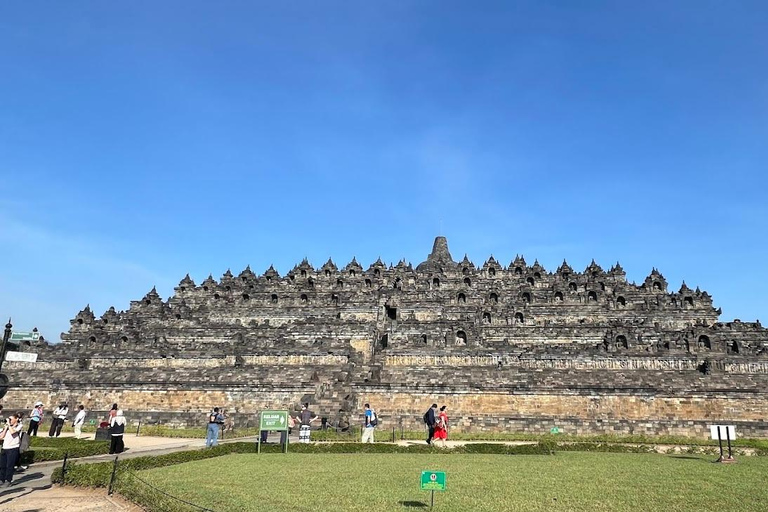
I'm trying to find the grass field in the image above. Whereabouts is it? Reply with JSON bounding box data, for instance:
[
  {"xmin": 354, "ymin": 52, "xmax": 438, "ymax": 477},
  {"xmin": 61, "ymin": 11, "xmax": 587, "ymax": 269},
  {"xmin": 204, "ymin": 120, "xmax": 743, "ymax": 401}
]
[{"xmin": 137, "ymin": 451, "xmax": 768, "ymax": 512}]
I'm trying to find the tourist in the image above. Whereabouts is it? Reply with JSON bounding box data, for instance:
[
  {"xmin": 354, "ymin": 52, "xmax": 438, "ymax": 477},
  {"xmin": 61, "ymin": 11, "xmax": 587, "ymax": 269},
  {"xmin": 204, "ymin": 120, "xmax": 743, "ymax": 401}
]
[
  {"xmin": 206, "ymin": 407, "xmax": 223, "ymax": 448},
  {"xmin": 335, "ymin": 408, "xmax": 350, "ymax": 433},
  {"xmin": 73, "ymin": 405, "xmax": 87, "ymax": 439},
  {"xmin": 107, "ymin": 403, "xmax": 118, "ymax": 423},
  {"xmin": 361, "ymin": 403, "xmax": 376, "ymax": 443},
  {"xmin": 109, "ymin": 409, "xmax": 126, "ymax": 454},
  {"xmin": 433, "ymin": 405, "xmax": 449, "ymax": 448},
  {"xmin": 13, "ymin": 412, "xmax": 29, "ymax": 473},
  {"xmin": 27, "ymin": 402, "xmax": 43, "ymax": 436},
  {"xmin": 0, "ymin": 412, "xmax": 25, "ymax": 486},
  {"xmin": 222, "ymin": 410, "xmax": 234, "ymax": 433},
  {"xmin": 298, "ymin": 403, "xmax": 319, "ymax": 443},
  {"xmin": 48, "ymin": 402, "xmax": 68, "ymax": 437},
  {"xmin": 424, "ymin": 403, "xmax": 438, "ymax": 445}
]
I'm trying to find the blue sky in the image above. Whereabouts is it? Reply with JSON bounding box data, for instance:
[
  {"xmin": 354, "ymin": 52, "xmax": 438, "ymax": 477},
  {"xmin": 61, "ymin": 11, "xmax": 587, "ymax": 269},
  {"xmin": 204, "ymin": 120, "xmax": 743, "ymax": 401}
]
[{"xmin": 1, "ymin": 2, "xmax": 767, "ymax": 341}]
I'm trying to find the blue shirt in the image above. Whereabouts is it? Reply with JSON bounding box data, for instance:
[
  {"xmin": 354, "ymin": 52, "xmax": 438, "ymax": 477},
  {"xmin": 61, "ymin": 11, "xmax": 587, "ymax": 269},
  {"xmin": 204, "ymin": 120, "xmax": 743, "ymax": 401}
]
[{"xmin": 364, "ymin": 409, "xmax": 374, "ymax": 427}]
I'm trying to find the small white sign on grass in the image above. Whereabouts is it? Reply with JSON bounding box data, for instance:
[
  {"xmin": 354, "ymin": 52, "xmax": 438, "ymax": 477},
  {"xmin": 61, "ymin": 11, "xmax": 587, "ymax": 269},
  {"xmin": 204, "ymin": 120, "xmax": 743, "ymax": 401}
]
[{"xmin": 710, "ymin": 425, "xmax": 736, "ymax": 440}]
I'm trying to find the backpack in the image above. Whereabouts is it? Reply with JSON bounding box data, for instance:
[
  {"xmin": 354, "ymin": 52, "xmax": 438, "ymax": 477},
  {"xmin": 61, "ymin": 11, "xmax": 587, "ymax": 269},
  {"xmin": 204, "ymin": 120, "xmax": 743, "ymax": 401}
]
[
  {"xmin": 423, "ymin": 411, "xmax": 430, "ymax": 424},
  {"xmin": 370, "ymin": 411, "xmax": 378, "ymax": 427},
  {"xmin": 19, "ymin": 432, "xmax": 30, "ymax": 453}
]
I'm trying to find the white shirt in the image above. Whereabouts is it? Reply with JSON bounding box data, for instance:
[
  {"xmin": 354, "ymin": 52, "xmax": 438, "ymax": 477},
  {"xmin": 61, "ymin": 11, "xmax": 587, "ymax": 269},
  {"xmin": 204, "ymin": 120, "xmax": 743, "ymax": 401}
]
[
  {"xmin": 53, "ymin": 407, "xmax": 68, "ymax": 419},
  {"xmin": 74, "ymin": 410, "xmax": 87, "ymax": 426},
  {"xmin": 2, "ymin": 421, "xmax": 23, "ymax": 449}
]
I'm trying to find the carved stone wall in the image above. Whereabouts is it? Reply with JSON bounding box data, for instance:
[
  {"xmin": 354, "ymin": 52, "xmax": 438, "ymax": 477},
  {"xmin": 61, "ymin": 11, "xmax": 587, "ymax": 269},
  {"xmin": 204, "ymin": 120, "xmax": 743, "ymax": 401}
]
[{"xmin": 4, "ymin": 237, "xmax": 768, "ymax": 436}]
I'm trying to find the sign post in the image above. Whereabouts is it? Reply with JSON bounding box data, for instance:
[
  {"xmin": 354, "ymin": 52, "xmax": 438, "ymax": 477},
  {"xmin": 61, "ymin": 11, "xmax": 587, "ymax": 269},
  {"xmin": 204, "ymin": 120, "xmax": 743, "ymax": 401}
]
[
  {"xmin": 258, "ymin": 410, "xmax": 289, "ymax": 454},
  {"xmin": 420, "ymin": 470, "xmax": 446, "ymax": 508},
  {"xmin": 9, "ymin": 331, "xmax": 40, "ymax": 342},
  {"xmin": 710, "ymin": 425, "xmax": 737, "ymax": 463}
]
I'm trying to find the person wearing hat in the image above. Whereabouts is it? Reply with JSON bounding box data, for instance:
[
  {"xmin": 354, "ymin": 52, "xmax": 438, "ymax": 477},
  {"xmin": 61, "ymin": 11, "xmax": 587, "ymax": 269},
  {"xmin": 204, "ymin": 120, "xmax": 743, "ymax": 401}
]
[
  {"xmin": 28, "ymin": 402, "xmax": 44, "ymax": 437},
  {"xmin": 49, "ymin": 403, "xmax": 68, "ymax": 437}
]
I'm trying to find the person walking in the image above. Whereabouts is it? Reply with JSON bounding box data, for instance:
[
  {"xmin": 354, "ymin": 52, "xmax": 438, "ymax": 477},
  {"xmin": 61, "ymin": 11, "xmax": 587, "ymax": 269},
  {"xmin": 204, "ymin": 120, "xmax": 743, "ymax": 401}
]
[
  {"xmin": 433, "ymin": 405, "xmax": 449, "ymax": 448},
  {"xmin": 0, "ymin": 412, "xmax": 25, "ymax": 487},
  {"xmin": 109, "ymin": 409, "xmax": 126, "ymax": 454},
  {"xmin": 73, "ymin": 405, "xmax": 87, "ymax": 439},
  {"xmin": 298, "ymin": 403, "xmax": 319, "ymax": 443},
  {"xmin": 205, "ymin": 408, "xmax": 223, "ymax": 448},
  {"xmin": 49, "ymin": 403, "xmax": 68, "ymax": 437},
  {"xmin": 27, "ymin": 402, "xmax": 44, "ymax": 436},
  {"xmin": 361, "ymin": 403, "xmax": 377, "ymax": 443},
  {"xmin": 424, "ymin": 403, "xmax": 438, "ymax": 445}
]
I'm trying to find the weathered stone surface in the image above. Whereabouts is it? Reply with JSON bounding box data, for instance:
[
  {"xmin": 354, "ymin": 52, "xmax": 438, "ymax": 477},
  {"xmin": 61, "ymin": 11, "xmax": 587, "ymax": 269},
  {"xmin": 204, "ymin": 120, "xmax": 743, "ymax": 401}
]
[{"xmin": 5, "ymin": 237, "xmax": 768, "ymax": 436}]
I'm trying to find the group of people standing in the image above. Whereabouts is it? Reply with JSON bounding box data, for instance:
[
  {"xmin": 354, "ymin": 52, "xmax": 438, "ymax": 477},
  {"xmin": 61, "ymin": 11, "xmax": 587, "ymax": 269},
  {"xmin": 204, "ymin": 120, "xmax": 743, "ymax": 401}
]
[
  {"xmin": 25, "ymin": 402, "xmax": 88, "ymax": 439},
  {"xmin": 202, "ymin": 402, "xmax": 449, "ymax": 447},
  {"xmin": 11, "ymin": 400, "xmax": 126, "ymax": 455}
]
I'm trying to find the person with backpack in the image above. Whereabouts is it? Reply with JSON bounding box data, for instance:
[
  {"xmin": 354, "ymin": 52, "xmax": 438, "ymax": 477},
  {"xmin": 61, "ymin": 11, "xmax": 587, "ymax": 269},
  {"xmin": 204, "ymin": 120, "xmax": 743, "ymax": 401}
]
[
  {"xmin": 27, "ymin": 402, "xmax": 44, "ymax": 436},
  {"xmin": 0, "ymin": 412, "xmax": 25, "ymax": 486},
  {"xmin": 206, "ymin": 407, "xmax": 224, "ymax": 448},
  {"xmin": 424, "ymin": 403, "xmax": 438, "ymax": 445},
  {"xmin": 362, "ymin": 403, "xmax": 377, "ymax": 443}
]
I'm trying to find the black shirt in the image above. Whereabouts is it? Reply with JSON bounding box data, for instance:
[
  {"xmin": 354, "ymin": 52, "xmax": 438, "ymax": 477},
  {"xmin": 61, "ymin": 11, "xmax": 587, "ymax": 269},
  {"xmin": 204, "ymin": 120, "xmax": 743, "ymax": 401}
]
[{"xmin": 426, "ymin": 408, "xmax": 437, "ymax": 427}]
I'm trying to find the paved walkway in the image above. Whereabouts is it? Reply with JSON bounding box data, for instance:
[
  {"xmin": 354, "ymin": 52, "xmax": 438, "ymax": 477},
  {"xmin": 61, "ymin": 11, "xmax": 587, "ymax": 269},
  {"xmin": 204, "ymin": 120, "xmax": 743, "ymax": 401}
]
[{"xmin": 0, "ymin": 432, "xmax": 217, "ymax": 511}]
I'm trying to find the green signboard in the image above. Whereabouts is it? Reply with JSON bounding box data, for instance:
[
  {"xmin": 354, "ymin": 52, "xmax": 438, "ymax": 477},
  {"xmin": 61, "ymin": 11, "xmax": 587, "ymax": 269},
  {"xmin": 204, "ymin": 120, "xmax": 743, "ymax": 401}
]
[
  {"xmin": 550, "ymin": 427, "xmax": 561, "ymax": 434},
  {"xmin": 10, "ymin": 332, "xmax": 39, "ymax": 342},
  {"xmin": 420, "ymin": 471, "xmax": 447, "ymax": 491},
  {"xmin": 260, "ymin": 410, "xmax": 289, "ymax": 431}
]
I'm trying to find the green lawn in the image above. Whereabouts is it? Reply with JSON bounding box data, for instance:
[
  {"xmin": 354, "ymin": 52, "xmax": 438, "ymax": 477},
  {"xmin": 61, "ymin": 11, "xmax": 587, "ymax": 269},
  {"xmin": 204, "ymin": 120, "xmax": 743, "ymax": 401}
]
[{"xmin": 137, "ymin": 451, "xmax": 768, "ymax": 512}]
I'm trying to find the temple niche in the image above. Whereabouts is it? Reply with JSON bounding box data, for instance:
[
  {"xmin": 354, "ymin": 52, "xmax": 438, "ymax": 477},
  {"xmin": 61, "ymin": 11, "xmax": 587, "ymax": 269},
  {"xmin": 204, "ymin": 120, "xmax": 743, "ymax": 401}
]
[{"xmin": 4, "ymin": 236, "xmax": 768, "ymax": 436}]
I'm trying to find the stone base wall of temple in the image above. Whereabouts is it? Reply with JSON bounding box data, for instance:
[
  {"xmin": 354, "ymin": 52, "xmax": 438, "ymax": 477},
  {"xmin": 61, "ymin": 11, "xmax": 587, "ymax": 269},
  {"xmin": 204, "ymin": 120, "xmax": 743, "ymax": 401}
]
[
  {"xmin": 4, "ymin": 382, "xmax": 767, "ymax": 437},
  {"xmin": 355, "ymin": 389, "xmax": 768, "ymax": 436}
]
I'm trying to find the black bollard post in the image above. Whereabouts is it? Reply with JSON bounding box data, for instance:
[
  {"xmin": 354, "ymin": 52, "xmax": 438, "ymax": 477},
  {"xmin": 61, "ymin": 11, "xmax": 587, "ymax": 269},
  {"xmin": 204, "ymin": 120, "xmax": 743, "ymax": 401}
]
[
  {"xmin": 136, "ymin": 420, "xmax": 141, "ymax": 437},
  {"xmin": 61, "ymin": 452, "xmax": 69, "ymax": 483},
  {"xmin": 392, "ymin": 426, "xmax": 395, "ymax": 443},
  {"xmin": 107, "ymin": 456, "xmax": 119, "ymax": 495},
  {"xmin": 716, "ymin": 426, "xmax": 724, "ymax": 461},
  {"xmin": 726, "ymin": 427, "xmax": 734, "ymax": 460}
]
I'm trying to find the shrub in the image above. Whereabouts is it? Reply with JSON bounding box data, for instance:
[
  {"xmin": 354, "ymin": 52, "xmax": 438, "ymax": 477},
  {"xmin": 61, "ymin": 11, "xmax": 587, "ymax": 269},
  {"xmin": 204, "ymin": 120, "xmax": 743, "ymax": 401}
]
[{"xmin": 20, "ymin": 437, "xmax": 110, "ymax": 464}]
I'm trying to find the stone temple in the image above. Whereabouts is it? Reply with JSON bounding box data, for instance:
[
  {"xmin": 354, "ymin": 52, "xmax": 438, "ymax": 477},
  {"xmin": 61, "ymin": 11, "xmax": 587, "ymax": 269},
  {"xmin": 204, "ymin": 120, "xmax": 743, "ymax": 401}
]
[{"xmin": 5, "ymin": 237, "xmax": 768, "ymax": 436}]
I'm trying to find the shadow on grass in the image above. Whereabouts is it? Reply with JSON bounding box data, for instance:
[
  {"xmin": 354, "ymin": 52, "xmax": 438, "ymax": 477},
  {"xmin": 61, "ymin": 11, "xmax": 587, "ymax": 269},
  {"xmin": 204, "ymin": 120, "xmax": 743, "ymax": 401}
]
[
  {"xmin": 669, "ymin": 455, "xmax": 706, "ymax": 461},
  {"xmin": 399, "ymin": 501, "xmax": 429, "ymax": 508}
]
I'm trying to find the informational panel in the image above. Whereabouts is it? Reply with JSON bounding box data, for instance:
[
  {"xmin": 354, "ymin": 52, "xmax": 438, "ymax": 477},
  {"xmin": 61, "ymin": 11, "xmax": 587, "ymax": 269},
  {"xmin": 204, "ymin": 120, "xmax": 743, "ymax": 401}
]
[
  {"xmin": 10, "ymin": 331, "xmax": 40, "ymax": 342},
  {"xmin": 4, "ymin": 351, "xmax": 38, "ymax": 362},
  {"xmin": 420, "ymin": 471, "xmax": 447, "ymax": 491},
  {"xmin": 260, "ymin": 410, "xmax": 289, "ymax": 431},
  {"xmin": 710, "ymin": 425, "xmax": 736, "ymax": 440}
]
